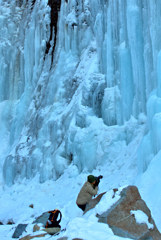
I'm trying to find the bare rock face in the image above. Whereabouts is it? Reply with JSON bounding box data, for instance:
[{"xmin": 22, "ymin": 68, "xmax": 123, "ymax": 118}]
[{"xmin": 97, "ymin": 186, "xmax": 161, "ymax": 240}]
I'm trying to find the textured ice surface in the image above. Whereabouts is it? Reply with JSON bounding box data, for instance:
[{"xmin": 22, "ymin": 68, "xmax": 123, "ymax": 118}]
[{"xmin": 0, "ymin": 0, "xmax": 161, "ymax": 185}]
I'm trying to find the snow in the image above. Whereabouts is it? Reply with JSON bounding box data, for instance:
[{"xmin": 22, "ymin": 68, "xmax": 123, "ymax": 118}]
[
  {"xmin": 0, "ymin": 172, "xmax": 131, "ymax": 240},
  {"xmin": 0, "ymin": 122, "xmax": 159, "ymax": 240},
  {"xmin": 130, "ymin": 210, "xmax": 154, "ymax": 230},
  {"xmin": 0, "ymin": 122, "xmax": 158, "ymax": 240},
  {"xmin": 0, "ymin": 0, "xmax": 161, "ymax": 239},
  {"xmin": 136, "ymin": 150, "xmax": 161, "ymax": 232}
]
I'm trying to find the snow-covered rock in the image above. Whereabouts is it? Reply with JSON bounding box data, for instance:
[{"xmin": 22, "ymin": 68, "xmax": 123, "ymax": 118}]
[{"xmin": 97, "ymin": 186, "xmax": 161, "ymax": 240}]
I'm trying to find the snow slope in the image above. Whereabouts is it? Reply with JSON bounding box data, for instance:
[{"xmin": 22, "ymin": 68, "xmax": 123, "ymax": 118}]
[
  {"xmin": 0, "ymin": 0, "xmax": 161, "ymax": 239},
  {"xmin": 0, "ymin": 125, "xmax": 160, "ymax": 239}
]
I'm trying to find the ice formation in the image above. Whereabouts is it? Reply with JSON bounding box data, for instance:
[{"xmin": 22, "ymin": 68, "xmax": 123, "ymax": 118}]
[{"xmin": 0, "ymin": 0, "xmax": 161, "ymax": 185}]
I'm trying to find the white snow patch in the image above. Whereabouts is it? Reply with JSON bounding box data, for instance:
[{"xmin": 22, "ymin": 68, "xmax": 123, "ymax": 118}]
[{"xmin": 130, "ymin": 210, "xmax": 154, "ymax": 230}]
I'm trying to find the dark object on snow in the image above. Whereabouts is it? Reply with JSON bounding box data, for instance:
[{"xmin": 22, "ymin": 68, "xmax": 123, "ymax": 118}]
[
  {"xmin": 57, "ymin": 238, "xmax": 68, "ymax": 240},
  {"xmin": 97, "ymin": 186, "xmax": 161, "ymax": 240},
  {"xmin": 12, "ymin": 224, "xmax": 28, "ymax": 238},
  {"xmin": 29, "ymin": 204, "xmax": 34, "ymax": 208},
  {"xmin": 0, "ymin": 221, "xmax": 3, "ymax": 225},
  {"xmin": 112, "ymin": 188, "xmax": 118, "ymax": 198},
  {"xmin": 33, "ymin": 212, "xmax": 50, "ymax": 226},
  {"xmin": 45, "ymin": 209, "xmax": 62, "ymax": 228},
  {"xmin": 7, "ymin": 219, "xmax": 15, "ymax": 225}
]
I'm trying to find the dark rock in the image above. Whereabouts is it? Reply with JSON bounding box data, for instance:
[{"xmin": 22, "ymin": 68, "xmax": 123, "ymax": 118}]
[
  {"xmin": 57, "ymin": 238, "xmax": 68, "ymax": 240},
  {"xmin": 0, "ymin": 221, "xmax": 3, "ymax": 225},
  {"xmin": 33, "ymin": 212, "xmax": 50, "ymax": 226},
  {"xmin": 72, "ymin": 239, "xmax": 84, "ymax": 240},
  {"xmin": 97, "ymin": 186, "xmax": 161, "ymax": 240},
  {"xmin": 7, "ymin": 219, "xmax": 15, "ymax": 225},
  {"xmin": 12, "ymin": 224, "xmax": 28, "ymax": 238},
  {"xmin": 112, "ymin": 188, "xmax": 118, "ymax": 198},
  {"xmin": 29, "ymin": 204, "xmax": 34, "ymax": 208}
]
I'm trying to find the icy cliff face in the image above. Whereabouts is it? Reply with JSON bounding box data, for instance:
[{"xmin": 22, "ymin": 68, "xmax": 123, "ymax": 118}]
[{"xmin": 1, "ymin": 0, "xmax": 161, "ymax": 185}]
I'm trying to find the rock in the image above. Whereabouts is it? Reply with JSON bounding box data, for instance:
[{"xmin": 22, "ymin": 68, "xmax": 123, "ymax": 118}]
[
  {"xmin": 57, "ymin": 238, "xmax": 83, "ymax": 240},
  {"xmin": 7, "ymin": 219, "xmax": 15, "ymax": 225},
  {"xmin": 112, "ymin": 188, "xmax": 118, "ymax": 198},
  {"xmin": 29, "ymin": 204, "xmax": 34, "ymax": 208},
  {"xmin": 33, "ymin": 212, "xmax": 50, "ymax": 226},
  {"xmin": 0, "ymin": 221, "xmax": 3, "ymax": 225},
  {"xmin": 72, "ymin": 239, "xmax": 84, "ymax": 240},
  {"xmin": 12, "ymin": 224, "xmax": 28, "ymax": 238},
  {"xmin": 19, "ymin": 227, "xmax": 60, "ymax": 240},
  {"xmin": 19, "ymin": 235, "xmax": 31, "ymax": 240},
  {"xmin": 42, "ymin": 227, "xmax": 61, "ymax": 235},
  {"xmin": 19, "ymin": 233, "xmax": 47, "ymax": 240},
  {"xmin": 33, "ymin": 224, "xmax": 40, "ymax": 232},
  {"xmin": 84, "ymin": 192, "xmax": 106, "ymax": 214},
  {"xmin": 97, "ymin": 186, "xmax": 161, "ymax": 240},
  {"xmin": 57, "ymin": 238, "xmax": 68, "ymax": 240}
]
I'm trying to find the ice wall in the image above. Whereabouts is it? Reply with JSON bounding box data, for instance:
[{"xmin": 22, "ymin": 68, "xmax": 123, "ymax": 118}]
[{"xmin": 1, "ymin": 0, "xmax": 161, "ymax": 184}]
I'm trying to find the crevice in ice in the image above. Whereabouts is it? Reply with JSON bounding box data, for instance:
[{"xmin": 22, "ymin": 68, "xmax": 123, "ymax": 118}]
[
  {"xmin": 45, "ymin": 0, "xmax": 61, "ymax": 64},
  {"xmin": 25, "ymin": 0, "xmax": 36, "ymax": 9},
  {"xmin": 31, "ymin": 0, "xmax": 36, "ymax": 9}
]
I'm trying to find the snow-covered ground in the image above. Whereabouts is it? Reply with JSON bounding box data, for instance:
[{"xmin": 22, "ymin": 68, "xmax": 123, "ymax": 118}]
[
  {"xmin": 0, "ymin": 121, "xmax": 160, "ymax": 240},
  {"xmin": 1, "ymin": 0, "xmax": 161, "ymax": 239},
  {"xmin": 0, "ymin": 172, "xmax": 130, "ymax": 240}
]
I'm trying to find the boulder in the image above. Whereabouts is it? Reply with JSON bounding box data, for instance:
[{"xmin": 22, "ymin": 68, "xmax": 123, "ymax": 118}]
[
  {"xmin": 33, "ymin": 212, "xmax": 50, "ymax": 226},
  {"xmin": 97, "ymin": 186, "xmax": 161, "ymax": 240},
  {"xmin": 12, "ymin": 224, "xmax": 28, "ymax": 238}
]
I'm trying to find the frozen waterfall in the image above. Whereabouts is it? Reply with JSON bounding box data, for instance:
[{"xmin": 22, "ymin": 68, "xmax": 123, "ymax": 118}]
[{"xmin": 0, "ymin": 0, "xmax": 161, "ymax": 185}]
